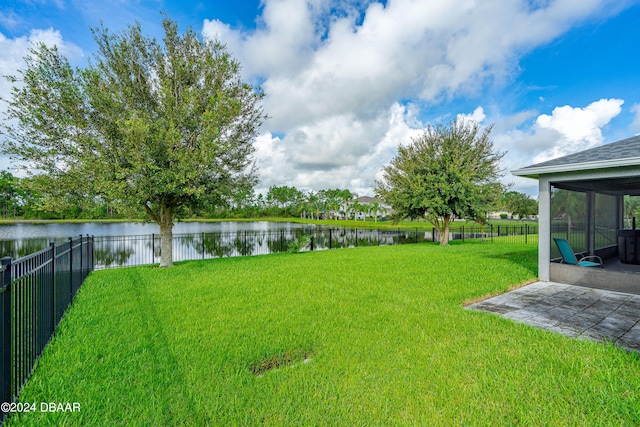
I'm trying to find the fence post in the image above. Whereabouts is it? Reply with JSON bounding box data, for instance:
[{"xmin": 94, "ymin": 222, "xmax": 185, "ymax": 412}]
[
  {"xmin": 79, "ymin": 235, "xmax": 83, "ymax": 284},
  {"xmin": 310, "ymin": 236, "xmax": 314, "ymax": 251},
  {"xmin": 49, "ymin": 242, "xmax": 56, "ymax": 332},
  {"xmin": 202, "ymin": 232, "xmax": 205, "ymax": 259},
  {"xmin": 525, "ymin": 225, "xmax": 528, "ymax": 244},
  {"xmin": 243, "ymin": 231, "xmax": 247, "ymax": 256},
  {"xmin": 329, "ymin": 229, "xmax": 332, "ymax": 250},
  {"xmin": 415, "ymin": 228, "xmax": 418, "ymax": 244},
  {"xmin": 68, "ymin": 237, "xmax": 73, "ymax": 301},
  {"xmin": 90, "ymin": 235, "xmax": 94, "ymax": 271},
  {"xmin": 1, "ymin": 257, "xmax": 12, "ymax": 415},
  {"xmin": 432, "ymin": 227, "xmax": 435, "ymax": 243}
]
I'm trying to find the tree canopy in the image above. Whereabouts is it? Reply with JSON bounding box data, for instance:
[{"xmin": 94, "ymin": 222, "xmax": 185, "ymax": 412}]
[
  {"xmin": 375, "ymin": 118, "xmax": 505, "ymax": 245},
  {"xmin": 2, "ymin": 15, "xmax": 266, "ymax": 266},
  {"xmin": 624, "ymin": 196, "xmax": 640, "ymax": 222},
  {"xmin": 502, "ymin": 191, "xmax": 538, "ymax": 219}
]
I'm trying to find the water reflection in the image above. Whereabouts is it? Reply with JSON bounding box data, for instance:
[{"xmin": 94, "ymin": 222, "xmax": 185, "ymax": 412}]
[
  {"xmin": 0, "ymin": 222, "xmax": 315, "ymax": 259},
  {"xmin": 0, "ymin": 238, "xmax": 56, "ymax": 259},
  {"xmin": 0, "ymin": 221, "xmax": 311, "ymax": 240},
  {"xmin": 1, "ymin": 224, "xmax": 443, "ymax": 268},
  {"xmin": 89, "ymin": 228, "xmax": 431, "ymax": 269}
]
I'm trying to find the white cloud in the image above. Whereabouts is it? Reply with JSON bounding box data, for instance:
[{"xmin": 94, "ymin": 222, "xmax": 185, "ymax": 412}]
[
  {"xmin": 0, "ymin": 11, "xmax": 21, "ymax": 30},
  {"xmin": 457, "ymin": 107, "xmax": 486, "ymax": 124},
  {"xmin": 255, "ymin": 102, "xmax": 423, "ymax": 195},
  {"xmin": 0, "ymin": 29, "xmax": 83, "ymax": 171},
  {"xmin": 0, "ymin": 28, "xmax": 83, "ymax": 100},
  {"xmin": 199, "ymin": 0, "xmax": 626, "ymax": 196},
  {"xmin": 203, "ymin": 0, "xmax": 323, "ymax": 82},
  {"xmin": 531, "ymin": 98, "xmax": 623, "ymax": 163},
  {"xmin": 205, "ymin": 0, "xmax": 622, "ymax": 132},
  {"xmin": 495, "ymin": 99, "xmax": 624, "ymax": 196}
]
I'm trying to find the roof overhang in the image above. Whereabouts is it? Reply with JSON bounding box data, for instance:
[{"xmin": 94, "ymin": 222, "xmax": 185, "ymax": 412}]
[
  {"xmin": 512, "ymin": 157, "xmax": 640, "ymax": 179},
  {"xmin": 551, "ymin": 176, "xmax": 640, "ymax": 196}
]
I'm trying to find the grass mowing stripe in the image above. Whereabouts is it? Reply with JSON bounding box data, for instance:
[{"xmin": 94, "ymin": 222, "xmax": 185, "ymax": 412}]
[{"xmin": 5, "ymin": 242, "xmax": 640, "ymax": 426}]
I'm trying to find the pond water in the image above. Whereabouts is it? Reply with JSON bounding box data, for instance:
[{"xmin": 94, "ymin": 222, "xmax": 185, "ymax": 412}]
[
  {"xmin": 0, "ymin": 221, "xmax": 318, "ymax": 261},
  {"xmin": 0, "ymin": 221, "xmax": 431, "ymax": 268},
  {"xmin": 0, "ymin": 221, "xmax": 310, "ymax": 240}
]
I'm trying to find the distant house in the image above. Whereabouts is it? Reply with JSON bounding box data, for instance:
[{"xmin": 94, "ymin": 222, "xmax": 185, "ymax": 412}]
[
  {"xmin": 355, "ymin": 196, "xmax": 381, "ymax": 204},
  {"xmin": 487, "ymin": 211, "xmax": 537, "ymax": 220},
  {"xmin": 344, "ymin": 196, "xmax": 391, "ymax": 220},
  {"xmin": 487, "ymin": 210, "xmax": 511, "ymax": 220}
]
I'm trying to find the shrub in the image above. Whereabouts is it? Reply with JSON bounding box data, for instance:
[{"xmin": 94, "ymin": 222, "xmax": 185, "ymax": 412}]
[{"xmin": 287, "ymin": 235, "xmax": 312, "ymax": 253}]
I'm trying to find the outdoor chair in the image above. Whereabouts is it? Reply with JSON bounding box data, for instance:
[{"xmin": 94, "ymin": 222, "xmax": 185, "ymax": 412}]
[{"xmin": 553, "ymin": 237, "xmax": 603, "ymax": 268}]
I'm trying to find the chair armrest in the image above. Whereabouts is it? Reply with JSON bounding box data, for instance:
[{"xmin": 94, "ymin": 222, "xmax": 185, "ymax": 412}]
[{"xmin": 580, "ymin": 255, "xmax": 603, "ymax": 265}]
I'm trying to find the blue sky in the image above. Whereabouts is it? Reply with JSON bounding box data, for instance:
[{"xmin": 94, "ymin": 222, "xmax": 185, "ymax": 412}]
[{"xmin": 1, "ymin": 0, "xmax": 640, "ymax": 197}]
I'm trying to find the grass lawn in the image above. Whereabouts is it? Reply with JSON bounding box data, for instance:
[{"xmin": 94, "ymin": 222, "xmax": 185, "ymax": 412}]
[{"xmin": 6, "ymin": 242, "xmax": 640, "ymax": 426}]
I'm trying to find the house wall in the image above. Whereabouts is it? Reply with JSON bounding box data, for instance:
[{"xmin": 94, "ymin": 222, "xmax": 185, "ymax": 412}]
[
  {"xmin": 539, "ymin": 178, "xmax": 551, "ymax": 281},
  {"xmin": 550, "ymin": 263, "xmax": 640, "ymax": 294}
]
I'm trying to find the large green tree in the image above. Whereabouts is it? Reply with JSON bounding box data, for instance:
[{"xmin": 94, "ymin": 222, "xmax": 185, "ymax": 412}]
[
  {"xmin": 2, "ymin": 16, "xmax": 266, "ymax": 266},
  {"xmin": 375, "ymin": 119, "xmax": 505, "ymax": 245},
  {"xmin": 624, "ymin": 195, "xmax": 640, "ymax": 223},
  {"xmin": 266, "ymin": 185, "xmax": 304, "ymax": 217},
  {"xmin": 0, "ymin": 171, "xmax": 21, "ymax": 218},
  {"xmin": 503, "ymin": 190, "xmax": 538, "ymax": 219}
]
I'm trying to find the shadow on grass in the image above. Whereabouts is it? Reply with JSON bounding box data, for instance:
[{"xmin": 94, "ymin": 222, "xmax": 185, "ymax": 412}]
[
  {"xmin": 482, "ymin": 249, "xmax": 538, "ymax": 276},
  {"xmin": 443, "ymin": 240, "xmax": 538, "ymax": 277},
  {"xmin": 487, "ymin": 250, "xmax": 538, "ymax": 277}
]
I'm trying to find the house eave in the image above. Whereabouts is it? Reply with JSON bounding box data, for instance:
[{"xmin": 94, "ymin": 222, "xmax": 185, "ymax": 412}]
[{"xmin": 511, "ymin": 156, "xmax": 640, "ymax": 180}]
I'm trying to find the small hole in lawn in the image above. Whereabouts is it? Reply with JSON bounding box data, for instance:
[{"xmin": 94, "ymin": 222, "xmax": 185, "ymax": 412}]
[{"xmin": 250, "ymin": 349, "xmax": 314, "ymax": 376}]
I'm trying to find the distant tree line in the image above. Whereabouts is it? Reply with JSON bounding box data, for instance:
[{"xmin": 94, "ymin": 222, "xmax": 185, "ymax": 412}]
[
  {"xmin": 1, "ymin": 170, "xmax": 538, "ymax": 222},
  {"xmin": 0, "ymin": 174, "xmax": 381, "ymax": 221}
]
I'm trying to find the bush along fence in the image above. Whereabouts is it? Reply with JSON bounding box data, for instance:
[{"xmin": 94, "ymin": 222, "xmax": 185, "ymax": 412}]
[
  {"xmin": 0, "ymin": 236, "xmax": 94, "ymax": 423},
  {"xmin": 91, "ymin": 224, "xmax": 538, "ymax": 269}
]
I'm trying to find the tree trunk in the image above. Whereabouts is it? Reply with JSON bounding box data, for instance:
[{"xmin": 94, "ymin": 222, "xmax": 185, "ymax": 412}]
[
  {"xmin": 146, "ymin": 202, "xmax": 175, "ymax": 268},
  {"xmin": 439, "ymin": 214, "xmax": 451, "ymax": 245},
  {"xmin": 159, "ymin": 219, "xmax": 174, "ymax": 268}
]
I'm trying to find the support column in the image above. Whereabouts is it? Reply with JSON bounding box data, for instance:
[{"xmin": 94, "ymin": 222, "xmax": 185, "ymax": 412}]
[
  {"xmin": 538, "ymin": 178, "xmax": 551, "ymax": 281},
  {"xmin": 587, "ymin": 191, "xmax": 595, "ymax": 256},
  {"xmin": 617, "ymin": 195, "xmax": 624, "ymax": 230}
]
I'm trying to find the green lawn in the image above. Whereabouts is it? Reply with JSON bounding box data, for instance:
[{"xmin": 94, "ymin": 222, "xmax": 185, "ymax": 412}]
[{"xmin": 7, "ymin": 242, "xmax": 640, "ymax": 426}]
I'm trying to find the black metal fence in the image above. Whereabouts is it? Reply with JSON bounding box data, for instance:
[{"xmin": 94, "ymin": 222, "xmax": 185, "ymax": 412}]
[
  {"xmin": 0, "ymin": 236, "xmax": 94, "ymax": 422},
  {"xmin": 91, "ymin": 224, "xmax": 538, "ymax": 269}
]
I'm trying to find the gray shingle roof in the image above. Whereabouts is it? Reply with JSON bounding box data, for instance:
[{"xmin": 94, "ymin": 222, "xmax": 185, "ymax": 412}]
[
  {"xmin": 519, "ymin": 134, "xmax": 640, "ymax": 170},
  {"xmin": 355, "ymin": 196, "xmax": 383, "ymax": 204}
]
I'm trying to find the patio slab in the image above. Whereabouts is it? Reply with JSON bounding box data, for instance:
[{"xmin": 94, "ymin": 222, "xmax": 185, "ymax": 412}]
[{"xmin": 466, "ymin": 281, "xmax": 640, "ymax": 353}]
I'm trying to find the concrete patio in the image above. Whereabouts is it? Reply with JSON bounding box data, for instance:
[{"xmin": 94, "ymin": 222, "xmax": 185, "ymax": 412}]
[{"xmin": 466, "ymin": 281, "xmax": 640, "ymax": 353}]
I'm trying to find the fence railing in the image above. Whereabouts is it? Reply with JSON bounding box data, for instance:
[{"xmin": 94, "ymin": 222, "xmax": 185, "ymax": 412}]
[
  {"xmin": 91, "ymin": 224, "xmax": 538, "ymax": 269},
  {"xmin": 0, "ymin": 236, "xmax": 94, "ymax": 423}
]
